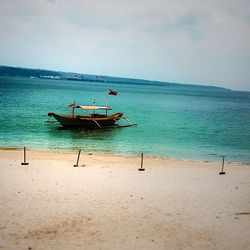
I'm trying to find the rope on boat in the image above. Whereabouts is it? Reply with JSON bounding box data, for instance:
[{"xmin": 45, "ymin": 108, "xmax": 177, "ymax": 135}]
[
  {"xmin": 45, "ymin": 114, "xmax": 58, "ymax": 124},
  {"xmin": 44, "ymin": 120, "xmax": 58, "ymax": 124}
]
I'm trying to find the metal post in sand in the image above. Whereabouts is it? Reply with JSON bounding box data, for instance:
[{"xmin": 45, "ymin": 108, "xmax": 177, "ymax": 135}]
[
  {"xmin": 138, "ymin": 153, "xmax": 145, "ymax": 171},
  {"xmin": 219, "ymin": 155, "xmax": 226, "ymax": 175},
  {"xmin": 21, "ymin": 147, "xmax": 29, "ymax": 165},
  {"xmin": 74, "ymin": 149, "xmax": 81, "ymax": 167}
]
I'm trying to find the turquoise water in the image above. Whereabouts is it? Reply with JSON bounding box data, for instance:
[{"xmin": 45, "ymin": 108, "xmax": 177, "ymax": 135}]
[{"xmin": 0, "ymin": 76, "xmax": 249, "ymax": 162}]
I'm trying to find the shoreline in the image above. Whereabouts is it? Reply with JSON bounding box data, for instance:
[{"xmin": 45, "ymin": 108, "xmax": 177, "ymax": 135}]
[
  {"xmin": 0, "ymin": 147, "xmax": 222, "ymax": 166},
  {"xmin": 0, "ymin": 147, "xmax": 249, "ymax": 166}
]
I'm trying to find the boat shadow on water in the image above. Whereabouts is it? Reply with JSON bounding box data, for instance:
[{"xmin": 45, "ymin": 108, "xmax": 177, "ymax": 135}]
[{"xmin": 46, "ymin": 123, "xmax": 126, "ymax": 142}]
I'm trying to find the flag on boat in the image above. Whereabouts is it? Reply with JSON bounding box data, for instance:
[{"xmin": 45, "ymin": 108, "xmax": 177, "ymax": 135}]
[{"xmin": 107, "ymin": 89, "xmax": 117, "ymax": 96}]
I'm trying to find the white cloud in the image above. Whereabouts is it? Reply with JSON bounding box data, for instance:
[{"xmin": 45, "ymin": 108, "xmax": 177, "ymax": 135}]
[{"xmin": 0, "ymin": 0, "xmax": 249, "ymax": 90}]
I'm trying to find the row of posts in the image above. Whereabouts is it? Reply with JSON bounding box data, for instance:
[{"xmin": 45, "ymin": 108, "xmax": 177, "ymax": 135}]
[
  {"xmin": 20, "ymin": 147, "xmax": 227, "ymax": 174},
  {"xmin": 20, "ymin": 147, "xmax": 145, "ymax": 171}
]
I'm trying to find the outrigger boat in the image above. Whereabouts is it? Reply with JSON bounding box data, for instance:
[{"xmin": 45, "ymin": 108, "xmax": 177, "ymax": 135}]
[{"xmin": 48, "ymin": 103, "xmax": 135, "ymax": 129}]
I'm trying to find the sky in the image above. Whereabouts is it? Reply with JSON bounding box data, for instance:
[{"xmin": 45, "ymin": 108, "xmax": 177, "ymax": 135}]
[{"xmin": 0, "ymin": 0, "xmax": 250, "ymax": 91}]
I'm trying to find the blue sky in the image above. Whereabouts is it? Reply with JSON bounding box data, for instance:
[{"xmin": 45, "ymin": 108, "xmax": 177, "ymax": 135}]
[{"xmin": 0, "ymin": 0, "xmax": 250, "ymax": 90}]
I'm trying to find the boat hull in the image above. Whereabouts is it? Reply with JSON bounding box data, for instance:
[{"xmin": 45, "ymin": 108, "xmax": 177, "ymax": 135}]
[{"xmin": 49, "ymin": 112, "xmax": 123, "ymax": 128}]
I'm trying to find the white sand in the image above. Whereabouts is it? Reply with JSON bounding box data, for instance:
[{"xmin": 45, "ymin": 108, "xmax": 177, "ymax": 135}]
[{"xmin": 0, "ymin": 149, "xmax": 250, "ymax": 250}]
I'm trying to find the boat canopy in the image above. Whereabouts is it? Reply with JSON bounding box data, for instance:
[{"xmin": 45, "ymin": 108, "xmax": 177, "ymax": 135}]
[{"xmin": 76, "ymin": 105, "xmax": 112, "ymax": 110}]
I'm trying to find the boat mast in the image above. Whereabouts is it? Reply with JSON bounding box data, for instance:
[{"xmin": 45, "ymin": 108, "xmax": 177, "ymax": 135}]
[
  {"xmin": 69, "ymin": 101, "xmax": 76, "ymax": 117},
  {"xmin": 93, "ymin": 99, "xmax": 96, "ymax": 116}
]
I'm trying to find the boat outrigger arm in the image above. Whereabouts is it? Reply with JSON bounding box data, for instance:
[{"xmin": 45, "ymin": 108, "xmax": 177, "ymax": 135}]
[
  {"xmin": 113, "ymin": 117, "xmax": 134, "ymax": 127},
  {"xmin": 91, "ymin": 116, "xmax": 136, "ymax": 129}
]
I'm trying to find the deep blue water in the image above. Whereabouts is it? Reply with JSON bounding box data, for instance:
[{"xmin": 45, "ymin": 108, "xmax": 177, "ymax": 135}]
[{"xmin": 0, "ymin": 76, "xmax": 249, "ymax": 162}]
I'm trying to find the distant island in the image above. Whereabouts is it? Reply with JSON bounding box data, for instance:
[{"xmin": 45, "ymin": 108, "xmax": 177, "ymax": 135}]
[
  {"xmin": 0, "ymin": 65, "xmax": 228, "ymax": 90},
  {"xmin": 0, "ymin": 65, "xmax": 166, "ymax": 85}
]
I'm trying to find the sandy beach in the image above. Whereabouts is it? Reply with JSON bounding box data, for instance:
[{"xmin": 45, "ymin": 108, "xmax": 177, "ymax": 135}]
[{"xmin": 0, "ymin": 149, "xmax": 249, "ymax": 250}]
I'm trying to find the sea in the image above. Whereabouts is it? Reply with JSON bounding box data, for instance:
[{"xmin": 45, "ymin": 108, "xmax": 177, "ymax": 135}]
[{"xmin": 0, "ymin": 76, "xmax": 249, "ymax": 163}]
